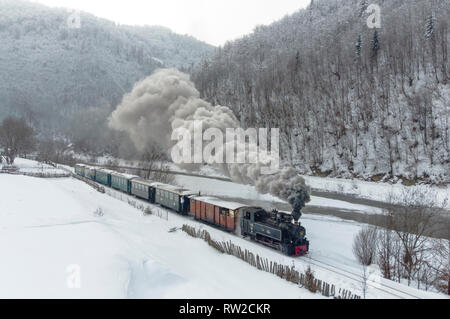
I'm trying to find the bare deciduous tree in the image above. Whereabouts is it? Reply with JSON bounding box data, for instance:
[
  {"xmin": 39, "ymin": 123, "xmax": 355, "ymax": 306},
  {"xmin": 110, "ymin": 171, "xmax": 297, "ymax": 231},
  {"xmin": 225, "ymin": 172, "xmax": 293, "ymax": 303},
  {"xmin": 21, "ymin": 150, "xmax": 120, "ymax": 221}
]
[
  {"xmin": 377, "ymin": 225, "xmax": 401, "ymax": 281},
  {"xmin": 386, "ymin": 188, "xmax": 444, "ymax": 286},
  {"xmin": 0, "ymin": 116, "xmax": 35, "ymax": 164},
  {"xmin": 353, "ymin": 226, "xmax": 378, "ymax": 298},
  {"xmin": 353, "ymin": 226, "xmax": 378, "ymax": 266},
  {"xmin": 139, "ymin": 145, "xmax": 175, "ymax": 184},
  {"xmin": 428, "ymin": 239, "xmax": 450, "ymax": 294},
  {"xmin": 37, "ymin": 139, "xmax": 75, "ymax": 166}
]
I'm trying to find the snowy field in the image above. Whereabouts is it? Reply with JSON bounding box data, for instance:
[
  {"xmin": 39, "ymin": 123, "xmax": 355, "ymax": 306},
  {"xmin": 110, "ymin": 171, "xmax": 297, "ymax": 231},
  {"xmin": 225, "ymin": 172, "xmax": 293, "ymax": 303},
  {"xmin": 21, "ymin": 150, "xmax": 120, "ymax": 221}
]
[
  {"xmin": 301, "ymin": 175, "xmax": 450, "ymax": 210},
  {"xmin": 0, "ymin": 174, "xmax": 319, "ymax": 299},
  {"xmin": 0, "ymin": 158, "xmax": 68, "ymax": 175},
  {"xmin": 0, "ymin": 169, "xmax": 446, "ymax": 299}
]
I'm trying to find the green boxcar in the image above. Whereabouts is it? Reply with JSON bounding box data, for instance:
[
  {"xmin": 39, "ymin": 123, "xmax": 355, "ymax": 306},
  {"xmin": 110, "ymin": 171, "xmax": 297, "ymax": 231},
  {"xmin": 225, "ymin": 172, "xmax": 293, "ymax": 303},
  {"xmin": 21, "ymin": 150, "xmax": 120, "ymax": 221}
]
[
  {"xmin": 74, "ymin": 164, "xmax": 85, "ymax": 176},
  {"xmin": 154, "ymin": 184, "xmax": 195, "ymax": 214},
  {"xmin": 111, "ymin": 173, "xmax": 134, "ymax": 193},
  {"xmin": 83, "ymin": 166, "xmax": 91, "ymax": 178},
  {"xmin": 89, "ymin": 167, "xmax": 96, "ymax": 180},
  {"xmin": 131, "ymin": 178, "xmax": 155, "ymax": 202},
  {"xmin": 95, "ymin": 169, "xmax": 111, "ymax": 187}
]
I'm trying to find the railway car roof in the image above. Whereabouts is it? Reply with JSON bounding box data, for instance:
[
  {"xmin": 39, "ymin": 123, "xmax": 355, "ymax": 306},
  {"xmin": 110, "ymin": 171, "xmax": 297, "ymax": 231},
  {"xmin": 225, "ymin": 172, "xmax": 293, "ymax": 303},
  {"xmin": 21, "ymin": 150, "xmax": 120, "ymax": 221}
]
[
  {"xmin": 110, "ymin": 171, "xmax": 139, "ymax": 179},
  {"xmin": 152, "ymin": 183, "xmax": 196, "ymax": 196},
  {"xmin": 191, "ymin": 196, "xmax": 248, "ymax": 210},
  {"xmin": 131, "ymin": 178, "xmax": 154, "ymax": 187},
  {"xmin": 96, "ymin": 168, "xmax": 116, "ymax": 174}
]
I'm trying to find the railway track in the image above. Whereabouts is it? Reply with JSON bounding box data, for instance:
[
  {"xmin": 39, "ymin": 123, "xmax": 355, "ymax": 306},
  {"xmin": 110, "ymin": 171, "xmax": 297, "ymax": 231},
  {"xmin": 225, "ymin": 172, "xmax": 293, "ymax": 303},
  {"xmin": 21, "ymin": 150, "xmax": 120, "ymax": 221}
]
[{"xmin": 304, "ymin": 256, "xmax": 422, "ymax": 299}]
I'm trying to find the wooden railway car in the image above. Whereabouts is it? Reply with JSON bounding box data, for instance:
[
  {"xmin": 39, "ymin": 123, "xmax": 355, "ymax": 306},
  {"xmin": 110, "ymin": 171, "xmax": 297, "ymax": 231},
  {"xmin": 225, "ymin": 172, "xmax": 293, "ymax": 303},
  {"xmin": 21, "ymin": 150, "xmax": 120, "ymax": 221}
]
[
  {"xmin": 88, "ymin": 167, "xmax": 96, "ymax": 181},
  {"xmin": 82, "ymin": 165, "xmax": 92, "ymax": 179},
  {"xmin": 110, "ymin": 172, "xmax": 137, "ymax": 193},
  {"xmin": 95, "ymin": 169, "xmax": 113, "ymax": 187},
  {"xmin": 189, "ymin": 196, "xmax": 249, "ymax": 233},
  {"xmin": 153, "ymin": 183, "xmax": 196, "ymax": 215},
  {"xmin": 74, "ymin": 164, "xmax": 85, "ymax": 176},
  {"xmin": 131, "ymin": 178, "xmax": 156, "ymax": 203}
]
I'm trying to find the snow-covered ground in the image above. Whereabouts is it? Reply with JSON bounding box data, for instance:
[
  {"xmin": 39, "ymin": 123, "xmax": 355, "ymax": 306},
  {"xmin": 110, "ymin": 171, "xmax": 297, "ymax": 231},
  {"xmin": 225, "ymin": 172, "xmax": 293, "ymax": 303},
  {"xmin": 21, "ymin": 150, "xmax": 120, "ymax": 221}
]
[
  {"xmin": 301, "ymin": 175, "xmax": 450, "ymax": 209},
  {"xmin": 175, "ymin": 163, "xmax": 449, "ymax": 210},
  {"xmin": 0, "ymin": 158, "xmax": 68, "ymax": 175},
  {"xmin": 0, "ymin": 164, "xmax": 446, "ymax": 298},
  {"xmin": 0, "ymin": 174, "xmax": 319, "ymax": 299}
]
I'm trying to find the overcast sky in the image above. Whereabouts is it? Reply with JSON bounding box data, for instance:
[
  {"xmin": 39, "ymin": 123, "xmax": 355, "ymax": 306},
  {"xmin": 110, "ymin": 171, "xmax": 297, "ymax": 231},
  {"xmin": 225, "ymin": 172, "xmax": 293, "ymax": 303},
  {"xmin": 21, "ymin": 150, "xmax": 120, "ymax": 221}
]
[{"xmin": 31, "ymin": 0, "xmax": 310, "ymax": 46}]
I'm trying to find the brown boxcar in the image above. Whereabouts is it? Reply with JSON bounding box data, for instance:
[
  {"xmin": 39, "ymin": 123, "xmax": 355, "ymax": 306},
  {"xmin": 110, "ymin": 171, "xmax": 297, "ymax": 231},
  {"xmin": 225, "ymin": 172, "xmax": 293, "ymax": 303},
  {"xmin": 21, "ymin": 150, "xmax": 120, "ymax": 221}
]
[
  {"xmin": 189, "ymin": 196, "xmax": 248, "ymax": 233},
  {"xmin": 189, "ymin": 198, "xmax": 196, "ymax": 217},
  {"xmin": 201, "ymin": 201, "xmax": 206, "ymax": 220},
  {"xmin": 195, "ymin": 200, "xmax": 201, "ymax": 219},
  {"xmin": 214, "ymin": 206, "xmax": 220, "ymax": 225},
  {"xmin": 206, "ymin": 203, "xmax": 215, "ymax": 223}
]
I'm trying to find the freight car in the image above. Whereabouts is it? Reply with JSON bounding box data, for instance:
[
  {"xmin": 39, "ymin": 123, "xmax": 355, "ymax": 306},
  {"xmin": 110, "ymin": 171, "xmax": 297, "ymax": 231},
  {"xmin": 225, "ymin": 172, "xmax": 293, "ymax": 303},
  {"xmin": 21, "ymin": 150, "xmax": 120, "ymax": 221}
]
[
  {"xmin": 82, "ymin": 165, "xmax": 95, "ymax": 180},
  {"xmin": 74, "ymin": 164, "xmax": 85, "ymax": 176},
  {"xmin": 154, "ymin": 183, "xmax": 196, "ymax": 215},
  {"xmin": 75, "ymin": 164, "xmax": 96, "ymax": 180},
  {"xmin": 131, "ymin": 178, "xmax": 155, "ymax": 203},
  {"xmin": 95, "ymin": 168, "xmax": 113, "ymax": 186},
  {"xmin": 73, "ymin": 164, "xmax": 310, "ymax": 257},
  {"xmin": 189, "ymin": 196, "xmax": 249, "ymax": 233},
  {"xmin": 110, "ymin": 172, "xmax": 137, "ymax": 193},
  {"xmin": 88, "ymin": 167, "xmax": 96, "ymax": 181}
]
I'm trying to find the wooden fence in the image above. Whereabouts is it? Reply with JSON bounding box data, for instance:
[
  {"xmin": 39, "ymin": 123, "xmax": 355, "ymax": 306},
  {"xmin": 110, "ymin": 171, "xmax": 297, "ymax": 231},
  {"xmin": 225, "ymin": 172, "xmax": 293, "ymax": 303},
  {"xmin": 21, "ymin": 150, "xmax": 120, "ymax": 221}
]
[
  {"xmin": 105, "ymin": 188, "xmax": 169, "ymax": 221},
  {"xmin": 0, "ymin": 169, "xmax": 71, "ymax": 178},
  {"xmin": 182, "ymin": 224, "xmax": 361, "ymax": 299}
]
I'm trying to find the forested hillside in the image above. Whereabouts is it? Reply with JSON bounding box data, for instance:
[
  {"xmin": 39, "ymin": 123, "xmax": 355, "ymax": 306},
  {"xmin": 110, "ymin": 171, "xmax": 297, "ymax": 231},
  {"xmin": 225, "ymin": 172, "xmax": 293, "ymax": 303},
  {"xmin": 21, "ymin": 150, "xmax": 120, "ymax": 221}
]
[
  {"xmin": 0, "ymin": 0, "xmax": 213, "ymax": 138},
  {"xmin": 192, "ymin": 0, "xmax": 449, "ymax": 184}
]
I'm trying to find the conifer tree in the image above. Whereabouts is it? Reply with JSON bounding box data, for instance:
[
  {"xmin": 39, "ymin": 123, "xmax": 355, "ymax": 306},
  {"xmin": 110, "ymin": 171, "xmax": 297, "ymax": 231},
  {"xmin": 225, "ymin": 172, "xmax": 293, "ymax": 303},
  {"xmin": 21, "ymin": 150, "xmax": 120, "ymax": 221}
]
[
  {"xmin": 371, "ymin": 30, "xmax": 380, "ymax": 58},
  {"xmin": 355, "ymin": 35, "xmax": 363, "ymax": 60}
]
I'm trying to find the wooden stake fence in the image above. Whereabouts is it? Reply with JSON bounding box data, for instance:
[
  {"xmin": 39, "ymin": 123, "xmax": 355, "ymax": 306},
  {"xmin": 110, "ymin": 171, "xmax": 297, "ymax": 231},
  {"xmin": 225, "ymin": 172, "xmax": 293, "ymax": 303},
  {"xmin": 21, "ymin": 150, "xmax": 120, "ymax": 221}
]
[{"xmin": 182, "ymin": 224, "xmax": 361, "ymax": 299}]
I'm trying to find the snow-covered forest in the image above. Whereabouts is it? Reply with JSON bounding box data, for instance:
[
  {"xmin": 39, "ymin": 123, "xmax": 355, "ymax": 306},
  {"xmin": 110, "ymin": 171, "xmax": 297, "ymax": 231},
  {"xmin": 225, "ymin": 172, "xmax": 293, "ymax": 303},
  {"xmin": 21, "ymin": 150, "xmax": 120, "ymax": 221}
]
[
  {"xmin": 0, "ymin": 0, "xmax": 213, "ymax": 136},
  {"xmin": 192, "ymin": 0, "xmax": 450, "ymax": 184}
]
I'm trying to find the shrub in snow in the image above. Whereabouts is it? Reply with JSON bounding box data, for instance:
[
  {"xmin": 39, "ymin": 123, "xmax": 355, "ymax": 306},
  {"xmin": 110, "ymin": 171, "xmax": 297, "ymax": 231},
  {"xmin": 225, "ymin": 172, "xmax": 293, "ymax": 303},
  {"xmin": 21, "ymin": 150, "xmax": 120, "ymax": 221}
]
[
  {"xmin": 144, "ymin": 207, "xmax": 153, "ymax": 215},
  {"xmin": 93, "ymin": 207, "xmax": 104, "ymax": 217},
  {"xmin": 303, "ymin": 266, "xmax": 318, "ymax": 293}
]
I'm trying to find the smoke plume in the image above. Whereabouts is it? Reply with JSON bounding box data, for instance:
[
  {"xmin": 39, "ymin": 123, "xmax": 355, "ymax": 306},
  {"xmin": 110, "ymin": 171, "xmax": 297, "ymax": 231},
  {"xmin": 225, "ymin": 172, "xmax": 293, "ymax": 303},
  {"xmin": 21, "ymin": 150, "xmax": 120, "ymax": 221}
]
[{"xmin": 109, "ymin": 68, "xmax": 310, "ymax": 218}]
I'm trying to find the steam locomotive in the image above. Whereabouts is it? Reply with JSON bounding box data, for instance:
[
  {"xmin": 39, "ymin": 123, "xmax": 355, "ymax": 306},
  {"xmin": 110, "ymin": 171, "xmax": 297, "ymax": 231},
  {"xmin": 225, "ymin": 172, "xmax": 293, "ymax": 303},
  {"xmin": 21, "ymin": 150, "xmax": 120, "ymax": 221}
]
[
  {"xmin": 241, "ymin": 208, "xmax": 309, "ymax": 257},
  {"xmin": 74, "ymin": 164, "xmax": 309, "ymax": 257}
]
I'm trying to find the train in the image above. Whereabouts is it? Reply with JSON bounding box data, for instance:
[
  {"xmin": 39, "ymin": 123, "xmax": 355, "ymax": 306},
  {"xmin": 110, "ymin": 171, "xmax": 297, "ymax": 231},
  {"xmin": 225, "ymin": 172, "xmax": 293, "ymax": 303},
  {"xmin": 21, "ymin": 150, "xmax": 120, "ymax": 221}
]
[{"xmin": 74, "ymin": 163, "xmax": 310, "ymax": 257}]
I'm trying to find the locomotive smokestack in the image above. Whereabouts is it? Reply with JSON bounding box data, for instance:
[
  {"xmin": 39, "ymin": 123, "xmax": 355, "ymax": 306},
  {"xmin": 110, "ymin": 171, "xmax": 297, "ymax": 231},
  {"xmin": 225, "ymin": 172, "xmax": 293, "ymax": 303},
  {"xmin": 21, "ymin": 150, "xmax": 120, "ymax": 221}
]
[{"xmin": 289, "ymin": 188, "xmax": 310, "ymax": 222}]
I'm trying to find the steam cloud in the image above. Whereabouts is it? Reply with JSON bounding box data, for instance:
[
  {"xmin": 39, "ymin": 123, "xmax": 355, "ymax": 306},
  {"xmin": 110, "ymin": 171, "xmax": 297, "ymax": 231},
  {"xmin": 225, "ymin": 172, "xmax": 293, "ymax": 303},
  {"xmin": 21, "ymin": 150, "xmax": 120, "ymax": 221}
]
[{"xmin": 109, "ymin": 68, "xmax": 310, "ymax": 218}]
